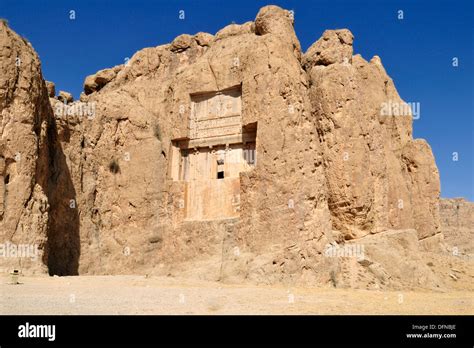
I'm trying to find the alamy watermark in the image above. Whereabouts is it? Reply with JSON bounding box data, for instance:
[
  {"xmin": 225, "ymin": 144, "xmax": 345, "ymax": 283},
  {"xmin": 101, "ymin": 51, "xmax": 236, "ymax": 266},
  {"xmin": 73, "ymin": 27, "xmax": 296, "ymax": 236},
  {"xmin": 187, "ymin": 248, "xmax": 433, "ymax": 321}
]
[
  {"xmin": 380, "ymin": 100, "xmax": 420, "ymax": 120},
  {"xmin": 212, "ymin": 148, "xmax": 257, "ymax": 165},
  {"xmin": 54, "ymin": 101, "xmax": 96, "ymax": 119},
  {"xmin": 0, "ymin": 242, "xmax": 38, "ymax": 261},
  {"xmin": 324, "ymin": 242, "xmax": 365, "ymax": 261}
]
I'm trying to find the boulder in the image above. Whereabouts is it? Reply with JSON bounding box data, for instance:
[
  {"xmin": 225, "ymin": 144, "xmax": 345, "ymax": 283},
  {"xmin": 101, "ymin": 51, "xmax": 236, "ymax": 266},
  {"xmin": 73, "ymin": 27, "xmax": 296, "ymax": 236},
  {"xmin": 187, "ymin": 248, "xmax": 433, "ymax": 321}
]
[
  {"xmin": 45, "ymin": 80, "xmax": 55, "ymax": 97},
  {"xmin": 194, "ymin": 32, "xmax": 214, "ymax": 46},
  {"xmin": 254, "ymin": 5, "xmax": 301, "ymax": 57},
  {"xmin": 170, "ymin": 34, "xmax": 194, "ymax": 52},
  {"xmin": 57, "ymin": 90, "xmax": 73, "ymax": 103},
  {"xmin": 84, "ymin": 67, "xmax": 118, "ymax": 95},
  {"xmin": 303, "ymin": 29, "xmax": 354, "ymax": 67}
]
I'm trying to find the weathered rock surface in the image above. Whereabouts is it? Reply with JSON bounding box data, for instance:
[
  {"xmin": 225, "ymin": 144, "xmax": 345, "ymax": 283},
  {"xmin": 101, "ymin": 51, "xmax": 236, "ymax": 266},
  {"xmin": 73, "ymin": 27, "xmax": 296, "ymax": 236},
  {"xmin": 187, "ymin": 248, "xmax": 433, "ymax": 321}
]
[
  {"xmin": 440, "ymin": 198, "xmax": 474, "ymax": 254},
  {"xmin": 194, "ymin": 32, "xmax": 214, "ymax": 47},
  {"xmin": 304, "ymin": 35, "xmax": 441, "ymax": 245},
  {"xmin": 84, "ymin": 66, "xmax": 120, "ymax": 95},
  {"xmin": 0, "ymin": 6, "xmax": 471, "ymax": 290},
  {"xmin": 0, "ymin": 21, "xmax": 79, "ymax": 275},
  {"xmin": 57, "ymin": 90, "xmax": 73, "ymax": 104},
  {"xmin": 0, "ymin": 20, "xmax": 51, "ymax": 274},
  {"xmin": 303, "ymin": 29, "xmax": 353, "ymax": 67},
  {"xmin": 45, "ymin": 81, "xmax": 55, "ymax": 97}
]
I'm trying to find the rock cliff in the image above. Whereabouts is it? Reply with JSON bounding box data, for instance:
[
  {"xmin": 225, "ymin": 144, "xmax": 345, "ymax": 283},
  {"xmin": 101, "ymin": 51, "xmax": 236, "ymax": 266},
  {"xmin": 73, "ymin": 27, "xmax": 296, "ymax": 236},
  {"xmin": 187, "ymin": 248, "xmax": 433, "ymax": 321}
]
[{"xmin": 0, "ymin": 7, "xmax": 471, "ymax": 290}]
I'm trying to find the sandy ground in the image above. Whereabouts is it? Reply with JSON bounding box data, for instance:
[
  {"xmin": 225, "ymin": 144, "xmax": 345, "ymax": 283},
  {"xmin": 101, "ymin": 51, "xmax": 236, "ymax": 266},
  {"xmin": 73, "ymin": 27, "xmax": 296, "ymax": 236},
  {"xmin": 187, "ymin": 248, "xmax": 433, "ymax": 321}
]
[{"xmin": 0, "ymin": 275, "xmax": 472, "ymax": 315}]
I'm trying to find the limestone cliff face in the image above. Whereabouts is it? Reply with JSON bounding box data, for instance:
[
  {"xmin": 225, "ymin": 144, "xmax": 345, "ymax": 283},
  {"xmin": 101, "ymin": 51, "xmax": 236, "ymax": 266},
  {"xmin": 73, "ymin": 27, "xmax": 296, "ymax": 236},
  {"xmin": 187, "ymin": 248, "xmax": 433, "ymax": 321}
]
[
  {"xmin": 0, "ymin": 20, "xmax": 51, "ymax": 273},
  {"xmin": 304, "ymin": 29, "xmax": 441, "ymax": 245},
  {"xmin": 0, "ymin": 7, "xmax": 467, "ymax": 289},
  {"xmin": 0, "ymin": 21, "xmax": 78, "ymax": 275},
  {"xmin": 52, "ymin": 6, "xmax": 334, "ymax": 282},
  {"xmin": 440, "ymin": 198, "xmax": 474, "ymax": 254}
]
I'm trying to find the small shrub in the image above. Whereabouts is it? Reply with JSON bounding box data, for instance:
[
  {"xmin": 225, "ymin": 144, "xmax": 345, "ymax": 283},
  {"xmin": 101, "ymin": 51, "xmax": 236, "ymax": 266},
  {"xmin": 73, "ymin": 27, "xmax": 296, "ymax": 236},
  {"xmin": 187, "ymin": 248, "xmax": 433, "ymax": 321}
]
[{"xmin": 108, "ymin": 158, "xmax": 120, "ymax": 174}]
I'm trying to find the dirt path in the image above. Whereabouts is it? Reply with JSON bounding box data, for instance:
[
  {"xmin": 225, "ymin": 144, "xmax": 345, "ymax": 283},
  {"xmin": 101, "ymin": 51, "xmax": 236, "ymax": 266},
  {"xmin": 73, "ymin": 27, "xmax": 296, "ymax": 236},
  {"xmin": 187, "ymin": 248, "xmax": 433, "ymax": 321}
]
[{"xmin": 0, "ymin": 275, "xmax": 472, "ymax": 315}]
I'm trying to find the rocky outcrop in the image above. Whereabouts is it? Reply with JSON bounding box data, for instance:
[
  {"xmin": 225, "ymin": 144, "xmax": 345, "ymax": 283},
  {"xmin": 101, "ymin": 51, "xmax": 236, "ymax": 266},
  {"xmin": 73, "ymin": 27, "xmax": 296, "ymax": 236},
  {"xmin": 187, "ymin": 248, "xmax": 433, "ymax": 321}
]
[
  {"xmin": 194, "ymin": 32, "xmax": 214, "ymax": 47},
  {"xmin": 440, "ymin": 198, "xmax": 474, "ymax": 254},
  {"xmin": 45, "ymin": 81, "xmax": 55, "ymax": 97},
  {"xmin": 50, "ymin": 5, "xmax": 334, "ymax": 282},
  {"xmin": 303, "ymin": 29, "xmax": 353, "ymax": 67},
  {"xmin": 304, "ymin": 30, "xmax": 441, "ymax": 246},
  {"xmin": 57, "ymin": 90, "xmax": 73, "ymax": 104},
  {"xmin": 1, "ymin": 6, "xmax": 469, "ymax": 290},
  {"xmin": 0, "ymin": 21, "xmax": 79, "ymax": 275},
  {"xmin": 0, "ymin": 20, "xmax": 52, "ymax": 273},
  {"xmin": 254, "ymin": 5, "xmax": 300, "ymax": 58},
  {"xmin": 84, "ymin": 66, "xmax": 121, "ymax": 95}
]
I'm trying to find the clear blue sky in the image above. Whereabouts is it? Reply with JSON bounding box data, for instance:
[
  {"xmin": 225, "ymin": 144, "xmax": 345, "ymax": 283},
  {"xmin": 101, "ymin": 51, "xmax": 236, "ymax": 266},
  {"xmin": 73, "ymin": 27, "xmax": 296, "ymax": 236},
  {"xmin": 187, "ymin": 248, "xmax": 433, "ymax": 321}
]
[{"xmin": 1, "ymin": 0, "xmax": 473, "ymax": 200}]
